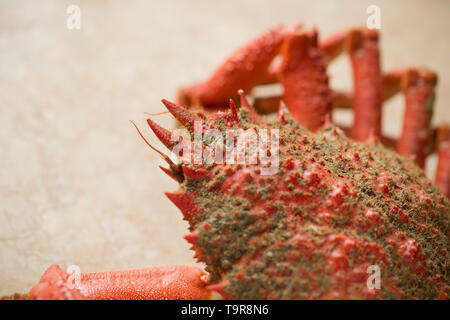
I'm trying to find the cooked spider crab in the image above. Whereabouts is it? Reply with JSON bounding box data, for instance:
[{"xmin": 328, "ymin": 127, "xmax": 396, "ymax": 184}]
[{"xmin": 15, "ymin": 24, "xmax": 449, "ymax": 300}]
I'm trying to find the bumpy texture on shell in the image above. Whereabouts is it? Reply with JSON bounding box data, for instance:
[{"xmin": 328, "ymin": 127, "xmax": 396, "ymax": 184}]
[{"xmin": 164, "ymin": 101, "xmax": 449, "ymax": 300}]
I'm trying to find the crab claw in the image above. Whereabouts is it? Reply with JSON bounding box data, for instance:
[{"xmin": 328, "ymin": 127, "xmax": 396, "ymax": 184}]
[{"xmin": 28, "ymin": 264, "xmax": 212, "ymax": 300}]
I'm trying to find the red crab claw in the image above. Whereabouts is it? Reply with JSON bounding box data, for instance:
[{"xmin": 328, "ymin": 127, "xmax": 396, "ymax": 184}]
[
  {"xmin": 178, "ymin": 23, "xmax": 300, "ymax": 108},
  {"xmin": 279, "ymin": 28, "xmax": 332, "ymax": 131},
  {"xmin": 28, "ymin": 264, "xmax": 212, "ymax": 300}
]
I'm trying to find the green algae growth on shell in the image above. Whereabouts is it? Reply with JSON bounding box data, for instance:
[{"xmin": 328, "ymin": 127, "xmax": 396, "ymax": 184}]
[{"xmin": 167, "ymin": 105, "xmax": 449, "ymax": 299}]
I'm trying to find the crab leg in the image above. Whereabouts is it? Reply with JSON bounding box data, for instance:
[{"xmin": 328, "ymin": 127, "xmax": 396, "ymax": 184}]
[
  {"xmin": 348, "ymin": 67, "xmax": 436, "ymax": 167},
  {"xmin": 256, "ymin": 28, "xmax": 356, "ymax": 87},
  {"xmin": 28, "ymin": 264, "xmax": 212, "ymax": 300},
  {"xmin": 435, "ymin": 126, "xmax": 450, "ymax": 198},
  {"xmin": 279, "ymin": 29, "xmax": 332, "ymax": 131},
  {"xmin": 346, "ymin": 29, "xmax": 383, "ymax": 141},
  {"xmin": 395, "ymin": 69, "xmax": 437, "ymax": 167},
  {"xmin": 178, "ymin": 24, "xmax": 299, "ymax": 108},
  {"xmin": 253, "ymin": 91, "xmax": 353, "ymax": 114}
]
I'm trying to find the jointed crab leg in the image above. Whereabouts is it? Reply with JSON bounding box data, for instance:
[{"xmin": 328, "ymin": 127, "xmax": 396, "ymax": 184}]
[
  {"xmin": 257, "ymin": 27, "xmax": 359, "ymax": 86},
  {"xmin": 395, "ymin": 69, "xmax": 437, "ymax": 167},
  {"xmin": 178, "ymin": 24, "xmax": 300, "ymax": 108},
  {"xmin": 252, "ymin": 72, "xmax": 406, "ymax": 113},
  {"xmin": 177, "ymin": 23, "xmax": 349, "ymax": 111},
  {"xmin": 279, "ymin": 29, "xmax": 332, "ymax": 131},
  {"xmin": 435, "ymin": 126, "xmax": 450, "ymax": 197},
  {"xmin": 21, "ymin": 24, "xmax": 449, "ymax": 301},
  {"xmin": 28, "ymin": 264, "xmax": 212, "ymax": 300},
  {"xmin": 314, "ymin": 27, "xmax": 383, "ymax": 140}
]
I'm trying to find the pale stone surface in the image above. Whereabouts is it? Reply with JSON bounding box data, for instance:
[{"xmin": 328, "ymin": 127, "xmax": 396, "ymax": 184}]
[{"xmin": 0, "ymin": 0, "xmax": 449, "ymax": 295}]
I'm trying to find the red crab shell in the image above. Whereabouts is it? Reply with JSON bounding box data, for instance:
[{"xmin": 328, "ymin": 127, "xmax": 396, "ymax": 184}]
[{"xmin": 151, "ymin": 97, "xmax": 449, "ymax": 300}]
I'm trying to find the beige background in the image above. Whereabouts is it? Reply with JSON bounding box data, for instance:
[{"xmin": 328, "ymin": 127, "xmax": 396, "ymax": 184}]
[{"xmin": 0, "ymin": 0, "xmax": 449, "ymax": 295}]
